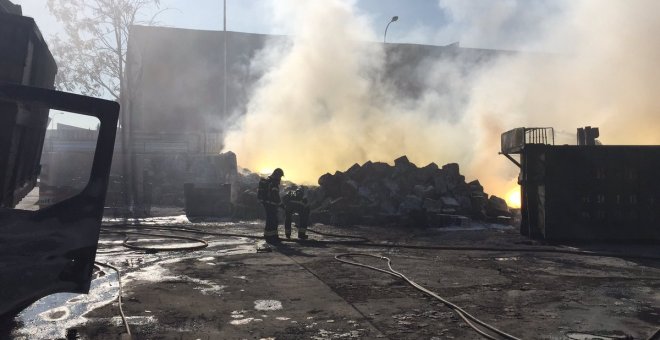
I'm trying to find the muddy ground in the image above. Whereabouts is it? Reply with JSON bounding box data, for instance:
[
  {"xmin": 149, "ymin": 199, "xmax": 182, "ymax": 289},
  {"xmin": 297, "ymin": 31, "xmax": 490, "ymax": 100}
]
[{"xmin": 7, "ymin": 215, "xmax": 660, "ymax": 340}]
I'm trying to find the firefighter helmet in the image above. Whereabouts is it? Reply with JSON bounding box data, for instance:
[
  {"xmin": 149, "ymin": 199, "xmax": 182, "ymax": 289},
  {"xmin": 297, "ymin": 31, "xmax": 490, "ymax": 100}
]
[{"xmin": 271, "ymin": 168, "xmax": 284, "ymax": 178}]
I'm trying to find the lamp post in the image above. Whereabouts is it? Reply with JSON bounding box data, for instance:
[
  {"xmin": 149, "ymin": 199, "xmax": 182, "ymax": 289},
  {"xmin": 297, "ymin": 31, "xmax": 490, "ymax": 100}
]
[
  {"xmin": 383, "ymin": 16, "xmax": 398, "ymax": 43},
  {"xmin": 223, "ymin": 0, "xmax": 227, "ymax": 127}
]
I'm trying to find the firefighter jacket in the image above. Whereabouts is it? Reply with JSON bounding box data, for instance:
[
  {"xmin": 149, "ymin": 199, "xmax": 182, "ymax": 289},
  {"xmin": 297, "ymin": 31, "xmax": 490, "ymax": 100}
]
[
  {"xmin": 283, "ymin": 188, "xmax": 308, "ymax": 209},
  {"xmin": 266, "ymin": 178, "xmax": 281, "ymax": 206}
]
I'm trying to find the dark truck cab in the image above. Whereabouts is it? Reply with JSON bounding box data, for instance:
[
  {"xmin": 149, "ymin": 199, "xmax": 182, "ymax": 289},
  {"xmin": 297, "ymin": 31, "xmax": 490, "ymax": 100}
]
[
  {"xmin": 0, "ymin": 84, "xmax": 119, "ymax": 317},
  {"xmin": 1, "ymin": 4, "xmax": 118, "ymax": 317}
]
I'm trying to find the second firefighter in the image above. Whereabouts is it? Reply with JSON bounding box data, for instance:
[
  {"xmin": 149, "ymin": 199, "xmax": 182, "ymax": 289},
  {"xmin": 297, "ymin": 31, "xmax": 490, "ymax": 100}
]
[{"xmin": 282, "ymin": 187, "xmax": 310, "ymax": 240}]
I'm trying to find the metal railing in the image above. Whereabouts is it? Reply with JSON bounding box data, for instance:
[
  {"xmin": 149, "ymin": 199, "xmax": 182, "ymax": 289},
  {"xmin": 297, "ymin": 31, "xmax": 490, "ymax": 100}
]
[{"xmin": 524, "ymin": 127, "xmax": 555, "ymax": 145}]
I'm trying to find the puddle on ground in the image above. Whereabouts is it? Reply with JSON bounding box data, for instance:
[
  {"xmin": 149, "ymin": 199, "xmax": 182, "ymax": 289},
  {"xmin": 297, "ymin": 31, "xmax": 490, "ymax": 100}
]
[
  {"xmin": 104, "ymin": 215, "xmax": 262, "ymax": 228},
  {"xmin": 110, "ymin": 315, "xmax": 157, "ymax": 326},
  {"xmin": 254, "ymin": 300, "xmax": 283, "ymax": 311},
  {"xmin": 566, "ymin": 332, "xmax": 630, "ymax": 340},
  {"xmin": 313, "ymin": 328, "xmax": 364, "ymax": 339},
  {"xmin": 41, "ymin": 307, "xmax": 69, "ymax": 321},
  {"xmin": 104, "ymin": 214, "xmax": 191, "ymax": 225},
  {"xmin": 212, "ymin": 243, "xmax": 256, "ymax": 256},
  {"xmin": 11, "ymin": 217, "xmax": 266, "ymax": 338},
  {"xmin": 12, "ymin": 268, "xmax": 120, "ymax": 339},
  {"xmin": 495, "ymin": 257, "xmax": 520, "ymax": 261},
  {"xmin": 428, "ymin": 223, "xmax": 514, "ymax": 232},
  {"xmin": 124, "ymin": 263, "xmax": 226, "ymax": 295},
  {"xmin": 230, "ymin": 310, "xmax": 248, "ymax": 318},
  {"xmin": 186, "ymin": 276, "xmax": 226, "ymax": 295},
  {"xmin": 230, "ymin": 317, "xmax": 263, "ymax": 325}
]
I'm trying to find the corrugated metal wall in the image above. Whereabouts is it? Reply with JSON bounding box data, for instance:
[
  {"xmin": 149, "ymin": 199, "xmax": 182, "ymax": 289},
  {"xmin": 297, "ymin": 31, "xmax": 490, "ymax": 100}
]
[{"xmin": 521, "ymin": 144, "xmax": 660, "ymax": 241}]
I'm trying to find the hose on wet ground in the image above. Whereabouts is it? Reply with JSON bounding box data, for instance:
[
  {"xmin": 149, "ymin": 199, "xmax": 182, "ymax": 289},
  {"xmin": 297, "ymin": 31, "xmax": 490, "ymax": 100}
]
[
  {"xmin": 93, "ymin": 223, "xmax": 369, "ymax": 337},
  {"xmin": 100, "ymin": 222, "xmax": 660, "ymax": 261},
  {"xmin": 99, "ymin": 229, "xmax": 208, "ymax": 252},
  {"xmin": 335, "ymin": 253, "xmax": 522, "ymax": 340},
  {"xmin": 100, "ymin": 223, "xmax": 369, "ymax": 251},
  {"xmin": 93, "ymin": 261, "xmax": 131, "ymax": 336},
  {"xmin": 306, "ymin": 228, "xmax": 370, "ymax": 242},
  {"xmin": 97, "ymin": 222, "xmax": 659, "ymax": 339},
  {"xmin": 648, "ymin": 327, "xmax": 660, "ymax": 340}
]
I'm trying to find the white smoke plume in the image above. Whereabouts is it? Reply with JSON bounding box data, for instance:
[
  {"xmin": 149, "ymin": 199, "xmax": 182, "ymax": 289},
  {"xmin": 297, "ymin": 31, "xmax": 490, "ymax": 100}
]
[
  {"xmin": 463, "ymin": 0, "xmax": 660, "ymax": 198},
  {"xmin": 224, "ymin": 0, "xmax": 660, "ymax": 204},
  {"xmin": 224, "ymin": 0, "xmax": 473, "ymax": 182}
]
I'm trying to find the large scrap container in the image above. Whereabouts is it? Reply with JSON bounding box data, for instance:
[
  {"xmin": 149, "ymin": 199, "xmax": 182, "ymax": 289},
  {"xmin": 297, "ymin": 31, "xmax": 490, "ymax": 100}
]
[
  {"xmin": 184, "ymin": 183, "xmax": 232, "ymax": 217},
  {"xmin": 0, "ymin": 12, "xmax": 57, "ymax": 207},
  {"xmin": 501, "ymin": 127, "xmax": 660, "ymax": 242},
  {"xmin": 520, "ymin": 144, "xmax": 660, "ymax": 241}
]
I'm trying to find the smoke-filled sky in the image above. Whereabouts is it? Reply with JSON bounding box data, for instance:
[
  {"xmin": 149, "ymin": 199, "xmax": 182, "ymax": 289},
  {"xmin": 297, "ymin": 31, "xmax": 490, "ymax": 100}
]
[
  {"xmin": 222, "ymin": 0, "xmax": 660, "ymax": 204},
  {"xmin": 16, "ymin": 0, "xmax": 660, "ymax": 203},
  {"xmin": 17, "ymin": 0, "xmax": 557, "ymax": 131},
  {"xmin": 15, "ymin": 0, "xmax": 563, "ymax": 49}
]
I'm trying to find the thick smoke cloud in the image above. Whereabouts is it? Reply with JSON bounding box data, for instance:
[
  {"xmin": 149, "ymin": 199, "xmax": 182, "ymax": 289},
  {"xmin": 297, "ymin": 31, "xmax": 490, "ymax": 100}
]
[
  {"xmin": 224, "ymin": 0, "xmax": 471, "ymax": 183},
  {"xmin": 434, "ymin": 0, "xmax": 563, "ymax": 50},
  {"xmin": 464, "ymin": 0, "xmax": 660, "ymax": 198},
  {"xmin": 224, "ymin": 0, "xmax": 660, "ymax": 203}
]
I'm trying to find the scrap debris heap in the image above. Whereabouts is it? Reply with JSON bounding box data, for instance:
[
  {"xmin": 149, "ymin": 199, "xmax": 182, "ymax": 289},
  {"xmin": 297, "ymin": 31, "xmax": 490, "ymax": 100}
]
[
  {"xmin": 230, "ymin": 156, "xmax": 511, "ymax": 227},
  {"xmin": 232, "ymin": 169, "xmax": 266, "ymax": 218},
  {"xmin": 306, "ymin": 156, "xmax": 511, "ymax": 227}
]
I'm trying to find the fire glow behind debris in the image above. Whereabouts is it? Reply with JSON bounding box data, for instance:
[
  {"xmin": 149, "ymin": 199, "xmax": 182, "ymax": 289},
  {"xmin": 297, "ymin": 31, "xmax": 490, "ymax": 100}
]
[
  {"xmin": 506, "ymin": 185, "xmax": 521, "ymax": 209},
  {"xmin": 225, "ymin": 0, "xmax": 660, "ymax": 200}
]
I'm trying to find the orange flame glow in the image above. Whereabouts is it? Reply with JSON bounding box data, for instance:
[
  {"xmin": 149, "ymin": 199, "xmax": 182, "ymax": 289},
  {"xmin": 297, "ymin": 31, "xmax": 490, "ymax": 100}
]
[{"xmin": 506, "ymin": 185, "xmax": 521, "ymax": 209}]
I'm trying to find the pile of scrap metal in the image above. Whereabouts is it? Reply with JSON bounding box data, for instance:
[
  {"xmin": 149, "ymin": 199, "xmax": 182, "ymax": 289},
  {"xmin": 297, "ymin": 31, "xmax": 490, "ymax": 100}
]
[
  {"xmin": 307, "ymin": 156, "xmax": 511, "ymax": 227},
  {"xmin": 231, "ymin": 168, "xmax": 265, "ymax": 219},
  {"xmin": 229, "ymin": 156, "xmax": 510, "ymax": 226}
]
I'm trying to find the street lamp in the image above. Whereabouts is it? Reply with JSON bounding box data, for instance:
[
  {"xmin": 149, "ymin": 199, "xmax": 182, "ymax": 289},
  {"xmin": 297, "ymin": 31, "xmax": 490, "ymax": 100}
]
[{"xmin": 383, "ymin": 16, "xmax": 398, "ymax": 43}]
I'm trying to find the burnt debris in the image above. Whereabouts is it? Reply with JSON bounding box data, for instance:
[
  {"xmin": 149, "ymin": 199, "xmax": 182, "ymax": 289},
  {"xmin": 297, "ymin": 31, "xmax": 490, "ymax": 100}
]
[
  {"xmin": 307, "ymin": 156, "xmax": 510, "ymax": 227},
  {"xmin": 228, "ymin": 155, "xmax": 510, "ymax": 227}
]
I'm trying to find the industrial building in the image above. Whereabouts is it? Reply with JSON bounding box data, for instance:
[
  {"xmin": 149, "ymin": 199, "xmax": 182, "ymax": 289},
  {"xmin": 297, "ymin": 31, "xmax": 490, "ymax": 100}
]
[{"xmin": 41, "ymin": 25, "xmax": 510, "ymax": 214}]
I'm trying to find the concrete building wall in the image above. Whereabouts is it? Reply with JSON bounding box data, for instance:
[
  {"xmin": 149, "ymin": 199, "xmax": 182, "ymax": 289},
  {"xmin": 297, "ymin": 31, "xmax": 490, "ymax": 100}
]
[{"xmin": 123, "ymin": 26, "xmax": 510, "ymax": 139}]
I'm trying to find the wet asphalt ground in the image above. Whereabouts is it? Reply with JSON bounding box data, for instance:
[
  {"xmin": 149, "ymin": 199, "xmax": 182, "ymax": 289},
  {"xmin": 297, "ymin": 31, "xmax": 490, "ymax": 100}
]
[{"xmin": 6, "ymin": 215, "xmax": 660, "ymax": 340}]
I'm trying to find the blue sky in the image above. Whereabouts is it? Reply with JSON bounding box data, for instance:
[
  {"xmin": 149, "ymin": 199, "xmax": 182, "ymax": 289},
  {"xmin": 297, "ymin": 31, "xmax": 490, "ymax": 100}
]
[
  {"xmin": 14, "ymin": 0, "xmax": 562, "ymax": 48},
  {"xmin": 12, "ymin": 0, "xmax": 460, "ymax": 128},
  {"xmin": 15, "ymin": 0, "xmax": 451, "ymax": 45},
  {"xmin": 12, "ymin": 0, "xmax": 564, "ymax": 129}
]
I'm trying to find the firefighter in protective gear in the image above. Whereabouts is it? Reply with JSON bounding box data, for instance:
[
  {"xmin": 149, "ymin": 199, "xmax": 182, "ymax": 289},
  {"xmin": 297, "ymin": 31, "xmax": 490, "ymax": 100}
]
[
  {"xmin": 259, "ymin": 168, "xmax": 284, "ymax": 243},
  {"xmin": 282, "ymin": 187, "xmax": 310, "ymax": 240}
]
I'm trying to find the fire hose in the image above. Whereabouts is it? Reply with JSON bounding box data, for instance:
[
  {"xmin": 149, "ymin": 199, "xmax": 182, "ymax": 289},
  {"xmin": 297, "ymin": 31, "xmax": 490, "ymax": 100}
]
[
  {"xmin": 96, "ymin": 222, "xmax": 660, "ymax": 340},
  {"xmin": 94, "ymin": 261, "xmax": 131, "ymax": 336},
  {"xmin": 335, "ymin": 253, "xmax": 522, "ymax": 340},
  {"xmin": 101, "ymin": 223, "xmax": 660, "ymax": 261},
  {"xmin": 99, "ymin": 229, "xmax": 208, "ymax": 252}
]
